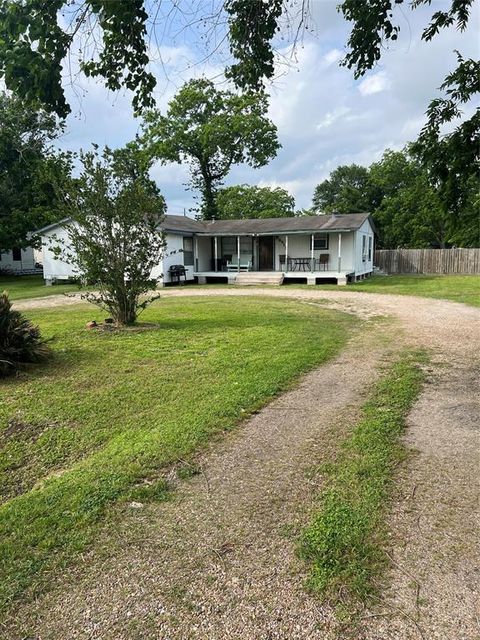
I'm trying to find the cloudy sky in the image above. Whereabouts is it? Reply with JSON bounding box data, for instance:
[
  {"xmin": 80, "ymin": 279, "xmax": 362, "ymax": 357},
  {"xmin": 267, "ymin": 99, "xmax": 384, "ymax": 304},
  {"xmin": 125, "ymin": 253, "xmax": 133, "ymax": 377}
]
[{"xmin": 57, "ymin": 0, "xmax": 479, "ymax": 215}]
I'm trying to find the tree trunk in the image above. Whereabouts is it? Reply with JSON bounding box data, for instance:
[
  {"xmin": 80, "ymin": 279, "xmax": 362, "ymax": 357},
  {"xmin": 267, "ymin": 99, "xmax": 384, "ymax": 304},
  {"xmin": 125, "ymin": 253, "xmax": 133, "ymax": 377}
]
[
  {"xmin": 201, "ymin": 175, "xmax": 218, "ymax": 220},
  {"xmin": 114, "ymin": 286, "xmax": 138, "ymax": 325}
]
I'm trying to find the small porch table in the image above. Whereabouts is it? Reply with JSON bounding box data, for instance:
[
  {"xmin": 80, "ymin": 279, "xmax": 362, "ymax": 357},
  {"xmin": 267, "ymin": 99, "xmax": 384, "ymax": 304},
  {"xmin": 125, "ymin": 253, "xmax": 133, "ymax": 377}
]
[{"xmin": 288, "ymin": 257, "xmax": 313, "ymax": 272}]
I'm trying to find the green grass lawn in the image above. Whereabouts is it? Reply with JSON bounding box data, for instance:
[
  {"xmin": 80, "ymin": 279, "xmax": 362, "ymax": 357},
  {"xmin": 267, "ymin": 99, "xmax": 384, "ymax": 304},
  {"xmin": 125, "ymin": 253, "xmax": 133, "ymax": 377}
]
[
  {"xmin": 0, "ymin": 275, "xmax": 79, "ymax": 300},
  {"xmin": 0, "ymin": 296, "xmax": 354, "ymax": 612},
  {"xmin": 347, "ymin": 274, "xmax": 480, "ymax": 307}
]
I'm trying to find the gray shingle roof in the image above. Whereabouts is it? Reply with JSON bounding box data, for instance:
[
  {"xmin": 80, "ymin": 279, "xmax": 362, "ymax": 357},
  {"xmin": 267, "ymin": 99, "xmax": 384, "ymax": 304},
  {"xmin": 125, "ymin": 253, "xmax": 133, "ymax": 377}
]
[
  {"xmin": 36, "ymin": 213, "xmax": 373, "ymax": 237},
  {"xmin": 162, "ymin": 213, "xmax": 372, "ymax": 235},
  {"xmin": 161, "ymin": 215, "xmax": 205, "ymax": 233}
]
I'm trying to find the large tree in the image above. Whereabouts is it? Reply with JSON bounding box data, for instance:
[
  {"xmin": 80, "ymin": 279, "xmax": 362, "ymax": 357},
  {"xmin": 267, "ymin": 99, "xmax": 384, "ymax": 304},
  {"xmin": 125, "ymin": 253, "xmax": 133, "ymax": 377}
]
[
  {"xmin": 51, "ymin": 145, "xmax": 166, "ymax": 325},
  {"xmin": 312, "ymin": 165, "xmax": 375, "ymax": 215},
  {"xmin": 0, "ymin": 92, "xmax": 67, "ymax": 251},
  {"xmin": 142, "ymin": 79, "xmax": 279, "ymax": 220},
  {"xmin": 0, "ymin": 0, "xmax": 156, "ymax": 118},
  {"xmin": 216, "ymin": 184, "xmax": 295, "ymax": 219},
  {"xmin": 369, "ymin": 150, "xmax": 449, "ymax": 248}
]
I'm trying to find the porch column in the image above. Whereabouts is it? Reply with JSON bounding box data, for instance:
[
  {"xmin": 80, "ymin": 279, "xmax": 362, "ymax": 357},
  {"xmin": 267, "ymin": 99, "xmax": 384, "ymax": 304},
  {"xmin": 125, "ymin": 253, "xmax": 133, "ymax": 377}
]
[
  {"xmin": 337, "ymin": 233, "xmax": 342, "ymax": 272},
  {"xmin": 285, "ymin": 235, "xmax": 289, "ymax": 272},
  {"xmin": 214, "ymin": 236, "xmax": 218, "ymax": 272},
  {"xmin": 311, "ymin": 233, "xmax": 314, "ymax": 272},
  {"xmin": 237, "ymin": 235, "xmax": 241, "ymax": 272},
  {"xmin": 194, "ymin": 236, "xmax": 198, "ymax": 272}
]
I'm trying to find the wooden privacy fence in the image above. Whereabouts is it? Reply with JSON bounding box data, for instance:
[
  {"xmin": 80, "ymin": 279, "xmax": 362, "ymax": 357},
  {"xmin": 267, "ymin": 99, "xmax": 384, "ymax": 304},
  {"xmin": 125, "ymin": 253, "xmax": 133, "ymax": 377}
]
[{"xmin": 374, "ymin": 248, "xmax": 480, "ymax": 275}]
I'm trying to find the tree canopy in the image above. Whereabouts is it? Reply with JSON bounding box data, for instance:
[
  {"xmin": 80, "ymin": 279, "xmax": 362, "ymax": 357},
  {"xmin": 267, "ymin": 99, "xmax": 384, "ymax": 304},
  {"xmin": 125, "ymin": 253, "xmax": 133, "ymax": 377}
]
[
  {"xmin": 369, "ymin": 150, "xmax": 449, "ymax": 249},
  {"xmin": 141, "ymin": 78, "xmax": 279, "ymax": 220},
  {"xmin": 0, "ymin": 92, "xmax": 67, "ymax": 251},
  {"xmin": 312, "ymin": 149, "xmax": 478, "ymax": 249},
  {"xmin": 0, "ymin": 0, "xmax": 156, "ymax": 118},
  {"xmin": 216, "ymin": 184, "xmax": 295, "ymax": 219},
  {"xmin": 312, "ymin": 165, "xmax": 374, "ymax": 215}
]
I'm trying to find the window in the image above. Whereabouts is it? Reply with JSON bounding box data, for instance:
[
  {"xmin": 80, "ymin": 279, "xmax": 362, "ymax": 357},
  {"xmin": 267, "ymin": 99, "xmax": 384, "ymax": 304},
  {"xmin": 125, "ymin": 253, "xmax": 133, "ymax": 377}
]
[
  {"xmin": 362, "ymin": 235, "xmax": 367, "ymax": 261},
  {"xmin": 368, "ymin": 236, "xmax": 373, "ymax": 261},
  {"xmin": 221, "ymin": 237, "xmax": 235, "ymax": 257},
  {"xmin": 313, "ymin": 234, "xmax": 329, "ymax": 250},
  {"xmin": 240, "ymin": 236, "xmax": 252, "ymax": 253},
  {"xmin": 12, "ymin": 247, "xmax": 22, "ymax": 261},
  {"xmin": 183, "ymin": 237, "xmax": 194, "ymax": 266},
  {"xmin": 221, "ymin": 236, "xmax": 252, "ymax": 257}
]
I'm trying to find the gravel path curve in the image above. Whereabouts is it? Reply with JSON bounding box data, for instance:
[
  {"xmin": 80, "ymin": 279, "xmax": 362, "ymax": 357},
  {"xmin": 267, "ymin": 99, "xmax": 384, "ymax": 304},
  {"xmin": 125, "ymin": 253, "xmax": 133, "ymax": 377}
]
[{"xmin": 8, "ymin": 288, "xmax": 480, "ymax": 639}]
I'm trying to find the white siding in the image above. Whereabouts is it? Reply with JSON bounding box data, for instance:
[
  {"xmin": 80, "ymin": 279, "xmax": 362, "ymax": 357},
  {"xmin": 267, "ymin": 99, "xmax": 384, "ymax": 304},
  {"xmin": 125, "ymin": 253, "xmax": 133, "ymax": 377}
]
[
  {"xmin": 354, "ymin": 219, "xmax": 375, "ymax": 275},
  {"xmin": 0, "ymin": 247, "xmax": 36, "ymax": 272},
  {"xmin": 41, "ymin": 226, "xmax": 78, "ymax": 281},
  {"xmin": 160, "ymin": 233, "xmax": 195, "ymax": 283},
  {"xmin": 41, "ymin": 227, "xmax": 196, "ymax": 285}
]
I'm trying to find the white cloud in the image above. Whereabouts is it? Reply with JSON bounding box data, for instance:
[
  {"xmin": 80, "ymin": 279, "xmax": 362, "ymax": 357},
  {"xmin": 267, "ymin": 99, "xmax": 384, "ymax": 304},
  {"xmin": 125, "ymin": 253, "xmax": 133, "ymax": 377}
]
[
  {"xmin": 358, "ymin": 71, "xmax": 391, "ymax": 96},
  {"xmin": 316, "ymin": 106, "xmax": 351, "ymax": 129},
  {"xmin": 323, "ymin": 48, "xmax": 343, "ymax": 66}
]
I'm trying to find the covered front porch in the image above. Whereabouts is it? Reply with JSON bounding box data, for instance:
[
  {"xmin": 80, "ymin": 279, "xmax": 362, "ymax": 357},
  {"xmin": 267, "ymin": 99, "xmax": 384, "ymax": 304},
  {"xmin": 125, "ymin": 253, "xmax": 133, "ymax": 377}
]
[{"xmin": 193, "ymin": 230, "xmax": 354, "ymax": 285}]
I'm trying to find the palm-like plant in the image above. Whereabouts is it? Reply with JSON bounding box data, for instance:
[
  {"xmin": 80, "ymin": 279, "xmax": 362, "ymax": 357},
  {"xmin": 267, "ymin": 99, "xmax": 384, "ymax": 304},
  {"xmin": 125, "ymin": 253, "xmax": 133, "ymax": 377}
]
[{"xmin": 0, "ymin": 291, "xmax": 51, "ymax": 376}]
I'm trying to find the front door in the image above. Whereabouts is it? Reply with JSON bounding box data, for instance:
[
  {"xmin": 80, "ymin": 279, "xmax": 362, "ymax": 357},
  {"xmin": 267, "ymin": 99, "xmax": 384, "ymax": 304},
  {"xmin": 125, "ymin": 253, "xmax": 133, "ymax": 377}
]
[{"xmin": 258, "ymin": 236, "xmax": 274, "ymax": 270}]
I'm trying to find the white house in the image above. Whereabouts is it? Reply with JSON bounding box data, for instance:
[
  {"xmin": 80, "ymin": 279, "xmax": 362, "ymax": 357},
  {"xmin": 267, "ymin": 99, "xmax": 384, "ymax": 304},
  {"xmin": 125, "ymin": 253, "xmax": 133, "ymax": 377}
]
[
  {"xmin": 0, "ymin": 246, "xmax": 38, "ymax": 274},
  {"xmin": 38, "ymin": 213, "xmax": 376, "ymax": 286}
]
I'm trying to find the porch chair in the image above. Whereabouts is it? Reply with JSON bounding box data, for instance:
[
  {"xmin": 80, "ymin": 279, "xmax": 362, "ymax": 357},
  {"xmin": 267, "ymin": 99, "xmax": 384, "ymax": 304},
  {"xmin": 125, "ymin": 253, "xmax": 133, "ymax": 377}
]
[{"xmin": 318, "ymin": 254, "xmax": 329, "ymax": 271}]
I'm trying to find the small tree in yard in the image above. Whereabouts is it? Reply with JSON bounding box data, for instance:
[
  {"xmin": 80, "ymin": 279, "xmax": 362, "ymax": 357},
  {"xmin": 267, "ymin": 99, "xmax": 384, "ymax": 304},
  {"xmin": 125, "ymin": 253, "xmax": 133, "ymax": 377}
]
[
  {"xmin": 54, "ymin": 146, "xmax": 167, "ymax": 326},
  {"xmin": 0, "ymin": 292, "xmax": 51, "ymax": 376}
]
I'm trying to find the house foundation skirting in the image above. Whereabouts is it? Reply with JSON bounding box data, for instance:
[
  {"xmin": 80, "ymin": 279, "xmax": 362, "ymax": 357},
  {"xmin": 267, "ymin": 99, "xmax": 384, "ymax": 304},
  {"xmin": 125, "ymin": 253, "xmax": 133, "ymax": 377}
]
[{"xmin": 194, "ymin": 271, "xmax": 356, "ymax": 286}]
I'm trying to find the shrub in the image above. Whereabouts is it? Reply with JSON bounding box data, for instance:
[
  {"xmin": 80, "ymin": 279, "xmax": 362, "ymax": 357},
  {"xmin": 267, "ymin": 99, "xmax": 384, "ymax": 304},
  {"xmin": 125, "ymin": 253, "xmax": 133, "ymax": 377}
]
[{"xmin": 0, "ymin": 291, "xmax": 51, "ymax": 376}]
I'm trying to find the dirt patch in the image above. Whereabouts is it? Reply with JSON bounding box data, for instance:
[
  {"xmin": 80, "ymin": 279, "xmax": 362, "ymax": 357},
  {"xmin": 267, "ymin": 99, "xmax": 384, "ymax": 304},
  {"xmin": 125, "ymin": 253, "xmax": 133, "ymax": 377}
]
[
  {"xmin": 0, "ymin": 418, "xmax": 46, "ymax": 445},
  {"xmin": 361, "ymin": 355, "xmax": 480, "ymax": 640},
  {"xmin": 0, "ymin": 418, "xmax": 77, "ymax": 504},
  {"xmin": 14, "ymin": 293, "xmax": 85, "ymax": 310}
]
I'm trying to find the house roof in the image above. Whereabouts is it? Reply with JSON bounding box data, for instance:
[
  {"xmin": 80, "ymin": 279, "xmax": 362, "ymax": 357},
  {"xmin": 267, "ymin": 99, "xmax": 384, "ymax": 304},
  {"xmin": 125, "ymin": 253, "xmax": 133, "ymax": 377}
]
[
  {"xmin": 163, "ymin": 212, "xmax": 373, "ymax": 236},
  {"xmin": 161, "ymin": 215, "xmax": 205, "ymax": 233},
  {"xmin": 34, "ymin": 217, "xmax": 73, "ymax": 235},
  {"xmin": 36, "ymin": 213, "xmax": 374, "ymax": 237}
]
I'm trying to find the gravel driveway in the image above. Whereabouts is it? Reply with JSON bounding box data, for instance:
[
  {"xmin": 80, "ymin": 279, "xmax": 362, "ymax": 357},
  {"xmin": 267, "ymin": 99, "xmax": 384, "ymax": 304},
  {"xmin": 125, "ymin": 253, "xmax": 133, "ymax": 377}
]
[{"xmin": 8, "ymin": 288, "xmax": 480, "ymax": 639}]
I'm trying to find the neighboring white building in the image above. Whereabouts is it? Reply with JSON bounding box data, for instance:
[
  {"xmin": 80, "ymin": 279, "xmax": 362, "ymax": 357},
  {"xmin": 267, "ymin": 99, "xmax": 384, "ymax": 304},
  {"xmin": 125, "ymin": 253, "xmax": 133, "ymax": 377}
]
[
  {"xmin": 0, "ymin": 246, "xmax": 38, "ymax": 274},
  {"xmin": 38, "ymin": 213, "xmax": 376, "ymax": 286}
]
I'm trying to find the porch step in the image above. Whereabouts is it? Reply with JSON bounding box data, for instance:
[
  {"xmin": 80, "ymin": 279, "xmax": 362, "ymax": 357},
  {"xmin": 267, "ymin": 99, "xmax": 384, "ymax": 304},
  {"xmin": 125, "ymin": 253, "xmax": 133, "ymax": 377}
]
[{"xmin": 235, "ymin": 272, "xmax": 284, "ymax": 286}]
